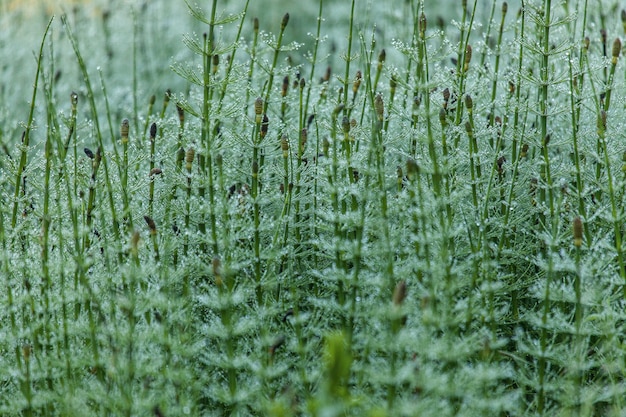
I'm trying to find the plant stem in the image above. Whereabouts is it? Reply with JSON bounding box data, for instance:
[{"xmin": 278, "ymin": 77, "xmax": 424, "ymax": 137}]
[{"xmin": 11, "ymin": 17, "xmax": 52, "ymax": 228}]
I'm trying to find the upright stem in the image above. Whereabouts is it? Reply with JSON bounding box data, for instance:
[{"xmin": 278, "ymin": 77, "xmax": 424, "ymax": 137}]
[
  {"xmin": 540, "ymin": 0, "xmax": 551, "ymax": 141},
  {"xmin": 12, "ymin": 17, "xmax": 53, "ymax": 228}
]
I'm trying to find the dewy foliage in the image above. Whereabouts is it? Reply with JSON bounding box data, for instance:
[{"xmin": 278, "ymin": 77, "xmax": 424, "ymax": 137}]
[{"xmin": 2, "ymin": 0, "xmax": 626, "ymax": 415}]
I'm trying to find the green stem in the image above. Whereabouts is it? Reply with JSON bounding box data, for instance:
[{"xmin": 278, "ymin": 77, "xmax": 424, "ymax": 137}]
[
  {"xmin": 63, "ymin": 16, "xmax": 123, "ymax": 253},
  {"xmin": 12, "ymin": 17, "xmax": 53, "ymax": 228}
]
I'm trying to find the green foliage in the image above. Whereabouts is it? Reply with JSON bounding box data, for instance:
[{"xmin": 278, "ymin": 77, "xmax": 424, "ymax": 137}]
[{"xmin": 2, "ymin": 0, "xmax": 626, "ymax": 416}]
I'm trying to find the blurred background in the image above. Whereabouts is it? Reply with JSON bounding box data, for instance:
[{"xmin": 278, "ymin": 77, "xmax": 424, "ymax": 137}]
[{"xmin": 0, "ymin": 0, "xmax": 522, "ymax": 144}]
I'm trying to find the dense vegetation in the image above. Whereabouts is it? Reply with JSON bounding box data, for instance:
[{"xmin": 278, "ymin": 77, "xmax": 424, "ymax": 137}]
[{"xmin": 2, "ymin": 0, "xmax": 626, "ymax": 415}]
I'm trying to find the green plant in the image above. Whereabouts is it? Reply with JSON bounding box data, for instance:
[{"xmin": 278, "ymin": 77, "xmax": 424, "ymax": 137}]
[{"xmin": 2, "ymin": 0, "xmax": 626, "ymax": 416}]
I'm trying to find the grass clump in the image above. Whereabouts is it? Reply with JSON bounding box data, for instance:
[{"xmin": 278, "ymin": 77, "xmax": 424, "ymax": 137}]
[{"xmin": 3, "ymin": 0, "xmax": 626, "ymax": 415}]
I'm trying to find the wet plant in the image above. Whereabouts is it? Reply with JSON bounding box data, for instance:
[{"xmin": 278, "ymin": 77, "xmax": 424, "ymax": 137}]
[{"xmin": 3, "ymin": 0, "xmax": 626, "ymax": 416}]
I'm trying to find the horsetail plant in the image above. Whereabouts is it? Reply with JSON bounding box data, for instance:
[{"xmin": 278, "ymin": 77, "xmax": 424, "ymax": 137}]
[{"xmin": 4, "ymin": 0, "xmax": 626, "ymax": 415}]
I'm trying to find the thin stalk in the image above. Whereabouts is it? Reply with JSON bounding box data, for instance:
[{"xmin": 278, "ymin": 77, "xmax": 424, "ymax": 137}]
[
  {"xmin": 357, "ymin": 33, "xmax": 377, "ymax": 148},
  {"xmin": 341, "ymin": 0, "xmax": 357, "ymax": 113},
  {"xmin": 142, "ymin": 94, "xmax": 156, "ymax": 141},
  {"xmin": 58, "ymin": 92, "xmax": 78, "ymax": 384},
  {"xmin": 252, "ymin": 143, "xmax": 262, "ymax": 305},
  {"xmin": 144, "ymin": 216, "xmax": 160, "ymax": 262},
  {"xmin": 216, "ymin": 0, "xmax": 250, "ymax": 113},
  {"xmin": 603, "ymin": 37, "xmax": 621, "ymax": 112},
  {"xmin": 84, "ymin": 147, "xmax": 102, "ymax": 252},
  {"xmin": 294, "ymin": 83, "xmax": 306, "ymax": 251},
  {"xmin": 132, "ymin": 7, "xmax": 139, "ymax": 136},
  {"xmin": 372, "ymin": 49, "xmax": 386, "ymax": 100},
  {"xmin": 199, "ymin": 31, "xmax": 212, "ymax": 255},
  {"xmin": 383, "ymin": 74, "xmax": 397, "ymax": 132},
  {"xmin": 572, "ymin": 216, "xmax": 585, "ymax": 413},
  {"xmin": 57, "ymin": 158, "xmax": 72, "ymax": 385},
  {"xmin": 252, "ymin": 98, "xmax": 267, "ymax": 305},
  {"xmin": 11, "ymin": 17, "xmax": 52, "ymax": 228},
  {"xmin": 540, "ymin": 134, "xmax": 555, "ymax": 219},
  {"xmin": 465, "ymin": 98, "xmax": 479, "ymax": 210},
  {"xmin": 538, "ymin": 0, "xmax": 553, "ymax": 217},
  {"xmin": 303, "ymin": 0, "xmax": 324, "ymax": 121},
  {"xmin": 479, "ymin": 0, "xmax": 498, "ymax": 69},
  {"xmin": 183, "ymin": 147, "xmax": 195, "ymax": 258},
  {"xmin": 387, "ymin": 282, "xmax": 407, "ymax": 411},
  {"xmin": 363, "ymin": 37, "xmax": 395, "ymax": 299},
  {"xmin": 411, "ymin": 160, "xmax": 434, "ymax": 310},
  {"xmin": 20, "ymin": 345, "xmax": 33, "ymax": 417},
  {"xmin": 328, "ymin": 103, "xmax": 346, "ymax": 310},
  {"xmin": 215, "ymin": 155, "xmax": 230, "ymax": 264},
  {"xmin": 539, "ymin": 0, "xmax": 552, "ymax": 167},
  {"xmin": 537, "ymin": 241, "xmax": 555, "ymax": 415},
  {"xmin": 245, "ymin": 18, "xmax": 260, "ymax": 113},
  {"xmin": 40, "ymin": 63, "xmax": 57, "ymax": 415},
  {"xmin": 98, "ymin": 65, "xmax": 124, "ymax": 171},
  {"xmin": 582, "ymin": 49, "xmax": 603, "ymax": 194},
  {"xmin": 488, "ymin": 2, "xmax": 508, "ymax": 128},
  {"xmin": 274, "ymin": 134, "xmax": 292, "ymax": 297},
  {"xmin": 567, "ymin": 46, "xmax": 591, "ymax": 245},
  {"xmin": 497, "ymin": 3, "xmax": 527, "ymax": 254},
  {"xmin": 120, "ymin": 119, "xmax": 133, "ymax": 231},
  {"xmin": 312, "ymin": 120, "xmax": 323, "ymax": 281},
  {"xmin": 374, "ymin": 95, "xmax": 395, "ymax": 297},
  {"xmin": 573, "ymin": 217, "xmax": 584, "ymax": 333},
  {"xmin": 263, "ymin": 13, "xmax": 290, "ymax": 113},
  {"xmin": 596, "ymin": 111, "xmax": 626, "ymax": 296},
  {"xmin": 416, "ymin": 12, "xmax": 451, "ymax": 256},
  {"xmin": 453, "ymin": 0, "xmax": 478, "ymax": 147},
  {"xmin": 63, "ymin": 16, "xmax": 123, "ymax": 252},
  {"xmin": 148, "ymin": 123, "xmax": 157, "ymax": 217}
]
